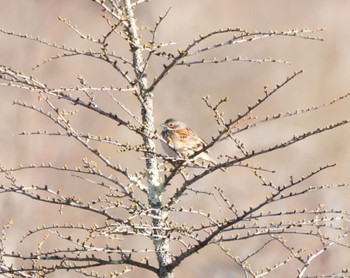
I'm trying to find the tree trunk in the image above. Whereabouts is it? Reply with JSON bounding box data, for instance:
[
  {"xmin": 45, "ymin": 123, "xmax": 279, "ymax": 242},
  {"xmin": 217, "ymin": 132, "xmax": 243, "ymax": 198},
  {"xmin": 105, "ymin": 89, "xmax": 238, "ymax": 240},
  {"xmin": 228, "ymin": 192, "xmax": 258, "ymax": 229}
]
[{"xmin": 122, "ymin": 1, "xmax": 173, "ymax": 277}]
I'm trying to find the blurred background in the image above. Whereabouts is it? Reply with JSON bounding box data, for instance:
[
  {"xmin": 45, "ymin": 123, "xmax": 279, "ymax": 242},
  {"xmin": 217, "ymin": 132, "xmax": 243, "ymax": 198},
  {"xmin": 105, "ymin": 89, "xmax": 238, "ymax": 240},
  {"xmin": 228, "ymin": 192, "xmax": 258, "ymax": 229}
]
[{"xmin": 1, "ymin": 0, "xmax": 350, "ymax": 277}]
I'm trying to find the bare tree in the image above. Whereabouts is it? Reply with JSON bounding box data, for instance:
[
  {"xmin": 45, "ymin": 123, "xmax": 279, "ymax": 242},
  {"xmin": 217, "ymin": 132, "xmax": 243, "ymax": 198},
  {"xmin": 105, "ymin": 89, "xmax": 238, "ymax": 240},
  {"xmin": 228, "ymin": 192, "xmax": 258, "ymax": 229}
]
[{"xmin": 0, "ymin": 1, "xmax": 350, "ymax": 277}]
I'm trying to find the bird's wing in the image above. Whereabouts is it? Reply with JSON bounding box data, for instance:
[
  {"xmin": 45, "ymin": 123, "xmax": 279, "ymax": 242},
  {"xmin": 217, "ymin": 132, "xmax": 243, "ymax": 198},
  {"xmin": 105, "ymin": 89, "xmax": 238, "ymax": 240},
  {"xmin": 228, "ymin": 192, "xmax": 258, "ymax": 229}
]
[{"xmin": 175, "ymin": 128, "xmax": 206, "ymax": 150}]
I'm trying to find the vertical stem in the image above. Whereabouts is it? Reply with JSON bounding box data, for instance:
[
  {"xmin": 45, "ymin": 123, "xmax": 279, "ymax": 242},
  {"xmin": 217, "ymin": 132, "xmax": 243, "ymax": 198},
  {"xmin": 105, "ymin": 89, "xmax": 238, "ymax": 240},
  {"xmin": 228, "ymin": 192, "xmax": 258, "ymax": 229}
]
[{"xmin": 122, "ymin": 1, "xmax": 173, "ymax": 277}]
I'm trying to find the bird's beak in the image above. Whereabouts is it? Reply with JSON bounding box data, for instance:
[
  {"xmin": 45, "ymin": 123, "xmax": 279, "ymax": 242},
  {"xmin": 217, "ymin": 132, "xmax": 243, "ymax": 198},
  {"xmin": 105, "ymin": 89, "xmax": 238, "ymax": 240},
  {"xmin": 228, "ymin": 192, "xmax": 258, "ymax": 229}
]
[{"xmin": 161, "ymin": 123, "xmax": 167, "ymax": 128}]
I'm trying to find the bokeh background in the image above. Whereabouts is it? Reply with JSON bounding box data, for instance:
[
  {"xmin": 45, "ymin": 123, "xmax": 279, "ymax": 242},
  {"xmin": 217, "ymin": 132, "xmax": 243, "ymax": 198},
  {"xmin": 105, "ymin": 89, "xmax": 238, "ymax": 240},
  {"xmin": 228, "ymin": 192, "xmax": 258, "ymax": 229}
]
[{"xmin": 1, "ymin": 0, "xmax": 350, "ymax": 277}]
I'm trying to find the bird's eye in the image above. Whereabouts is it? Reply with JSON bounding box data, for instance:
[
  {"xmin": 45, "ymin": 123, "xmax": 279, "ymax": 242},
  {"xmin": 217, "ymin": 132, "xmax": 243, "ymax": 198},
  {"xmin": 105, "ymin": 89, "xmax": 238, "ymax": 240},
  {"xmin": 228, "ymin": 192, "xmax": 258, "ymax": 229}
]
[{"xmin": 168, "ymin": 123, "xmax": 174, "ymax": 127}]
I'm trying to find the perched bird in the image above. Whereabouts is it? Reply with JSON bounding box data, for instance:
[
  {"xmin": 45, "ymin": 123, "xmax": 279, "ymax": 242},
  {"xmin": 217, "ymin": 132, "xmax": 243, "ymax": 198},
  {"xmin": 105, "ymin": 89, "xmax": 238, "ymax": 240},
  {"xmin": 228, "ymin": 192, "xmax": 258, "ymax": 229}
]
[{"xmin": 161, "ymin": 118, "xmax": 219, "ymax": 168}]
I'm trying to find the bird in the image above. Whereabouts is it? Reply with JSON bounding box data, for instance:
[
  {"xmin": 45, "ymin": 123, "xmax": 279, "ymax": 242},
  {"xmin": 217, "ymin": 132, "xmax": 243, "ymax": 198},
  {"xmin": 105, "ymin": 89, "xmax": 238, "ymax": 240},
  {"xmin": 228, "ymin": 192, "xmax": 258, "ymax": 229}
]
[{"xmin": 161, "ymin": 118, "xmax": 221, "ymax": 169}]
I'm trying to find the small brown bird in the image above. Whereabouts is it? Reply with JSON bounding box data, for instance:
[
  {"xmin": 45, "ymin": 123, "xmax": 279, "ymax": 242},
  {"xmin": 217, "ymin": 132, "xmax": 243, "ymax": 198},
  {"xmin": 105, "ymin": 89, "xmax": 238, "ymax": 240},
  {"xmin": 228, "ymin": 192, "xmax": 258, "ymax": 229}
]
[{"xmin": 161, "ymin": 118, "xmax": 218, "ymax": 167}]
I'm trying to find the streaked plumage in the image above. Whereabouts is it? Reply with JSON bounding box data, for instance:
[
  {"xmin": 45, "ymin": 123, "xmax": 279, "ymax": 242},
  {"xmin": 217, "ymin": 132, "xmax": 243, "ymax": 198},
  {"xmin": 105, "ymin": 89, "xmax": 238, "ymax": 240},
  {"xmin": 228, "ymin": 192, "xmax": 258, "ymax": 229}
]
[{"xmin": 161, "ymin": 118, "xmax": 217, "ymax": 165}]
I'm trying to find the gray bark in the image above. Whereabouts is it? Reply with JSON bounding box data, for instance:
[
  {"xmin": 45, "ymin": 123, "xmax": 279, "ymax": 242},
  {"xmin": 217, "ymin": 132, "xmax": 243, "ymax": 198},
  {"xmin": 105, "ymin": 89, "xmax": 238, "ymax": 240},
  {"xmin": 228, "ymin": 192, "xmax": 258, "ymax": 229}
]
[{"xmin": 122, "ymin": 1, "xmax": 173, "ymax": 277}]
